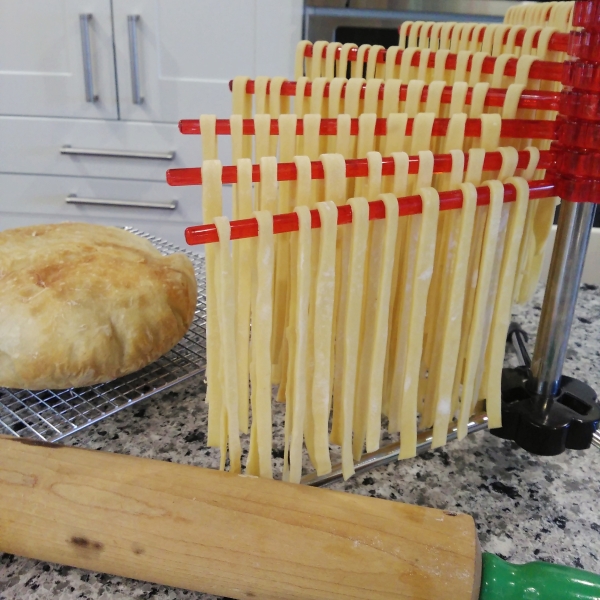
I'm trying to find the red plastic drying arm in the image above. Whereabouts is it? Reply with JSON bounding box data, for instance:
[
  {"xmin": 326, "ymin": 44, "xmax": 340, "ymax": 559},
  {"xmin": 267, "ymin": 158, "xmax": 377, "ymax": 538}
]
[
  {"xmin": 299, "ymin": 44, "xmax": 564, "ymax": 82},
  {"xmin": 178, "ymin": 116, "xmax": 557, "ymax": 138},
  {"xmin": 223, "ymin": 80, "xmax": 560, "ymax": 111},
  {"xmin": 305, "ymin": 27, "xmax": 569, "ymax": 61},
  {"xmin": 168, "ymin": 148, "xmax": 554, "ymax": 187},
  {"xmin": 184, "ymin": 179, "xmax": 556, "ymax": 245}
]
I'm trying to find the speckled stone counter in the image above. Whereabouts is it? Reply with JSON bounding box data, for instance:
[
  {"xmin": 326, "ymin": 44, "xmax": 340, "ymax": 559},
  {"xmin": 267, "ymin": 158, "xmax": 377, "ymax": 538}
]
[{"xmin": 1, "ymin": 284, "xmax": 599, "ymax": 600}]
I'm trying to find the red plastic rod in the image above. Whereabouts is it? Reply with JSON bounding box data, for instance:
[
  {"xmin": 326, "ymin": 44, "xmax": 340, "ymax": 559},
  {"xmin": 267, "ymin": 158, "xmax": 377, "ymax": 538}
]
[
  {"xmin": 184, "ymin": 179, "xmax": 556, "ymax": 246},
  {"xmin": 304, "ymin": 29, "xmax": 568, "ymax": 61},
  {"xmin": 168, "ymin": 149, "xmax": 555, "ymax": 187},
  {"xmin": 225, "ymin": 80, "xmax": 560, "ymax": 112},
  {"xmin": 179, "ymin": 116, "xmax": 557, "ymax": 138},
  {"xmin": 298, "ymin": 47, "xmax": 563, "ymax": 82}
]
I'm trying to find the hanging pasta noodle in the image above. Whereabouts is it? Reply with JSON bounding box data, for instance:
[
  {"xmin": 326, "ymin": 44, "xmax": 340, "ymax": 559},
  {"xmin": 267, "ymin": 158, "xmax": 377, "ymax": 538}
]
[
  {"xmin": 307, "ymin": 200, "xmax": 338, "ymax": 476},
  {"xmin": 213, "ymin": 216, "xmax": 242, "ymax": 474},
  {"xmin": 335, "ymin": 196, "xmax": 370, "ymax": 480},
  {"xmin": 456, "ymin": 179, "xmax": 505, "ymax": 440},
  {"xmin": 203, "ymin": 159, "xmax": 224, "ymax": 448},
  {"xmin": 364, "ymin": 193, "xmax": 400, "ymax": 453},
  {"xmin": 481, "ymin": 177, "xmax": 530, "ymax": 429},
  {"xmin": 247, "ymin": 210, "xmax": 275, "ymax": 479},
  {"xmin": 284, "ymin": 205, "xmax": 312, "ymax": 484},
  {"xmin": 233, "ymin": 157, "xmax": 253, "ymax": 433},
  {"xmin": 391, "ymin": 186, "xmax": 440, "ymax": 459},
  {"xmin": 430, "ymin": 181, "xmax": 477, "ymax": 448}
]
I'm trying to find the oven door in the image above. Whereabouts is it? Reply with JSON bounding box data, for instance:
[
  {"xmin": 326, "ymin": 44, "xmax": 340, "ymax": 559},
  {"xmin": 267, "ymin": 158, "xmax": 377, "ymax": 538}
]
[{"xmin": 304, "ymin": 0, "xmax": 522, "ymax": 45}]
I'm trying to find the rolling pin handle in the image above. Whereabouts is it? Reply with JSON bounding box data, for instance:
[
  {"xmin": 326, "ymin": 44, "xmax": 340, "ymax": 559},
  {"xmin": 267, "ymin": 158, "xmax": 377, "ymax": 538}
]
[{"xmin": 480, "ymin": 552, "xmax": 600, "ymax": 600}]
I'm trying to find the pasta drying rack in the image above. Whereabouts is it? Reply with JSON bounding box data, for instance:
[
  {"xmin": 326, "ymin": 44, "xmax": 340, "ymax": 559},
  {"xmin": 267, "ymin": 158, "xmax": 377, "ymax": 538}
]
[
  {"xmin": 4, "ymin": 3, "xmax": 600, "ymax": 487},
  {"xmin": 167, "ymin": 1, "xmax": 600, "ymax": 482}
]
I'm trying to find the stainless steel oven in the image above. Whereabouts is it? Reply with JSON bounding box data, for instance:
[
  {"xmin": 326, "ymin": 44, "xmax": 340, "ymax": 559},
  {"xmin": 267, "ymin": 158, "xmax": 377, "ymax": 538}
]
[{"xmin": 304, "ymin": 0, "xmax": 524, "ymax": 46}]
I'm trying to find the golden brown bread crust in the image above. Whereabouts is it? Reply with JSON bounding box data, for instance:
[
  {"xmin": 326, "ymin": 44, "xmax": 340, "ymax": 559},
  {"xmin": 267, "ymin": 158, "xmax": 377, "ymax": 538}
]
[{"xmin": 0, "ymin": 223, "xmax": 197, "ymax": 390}]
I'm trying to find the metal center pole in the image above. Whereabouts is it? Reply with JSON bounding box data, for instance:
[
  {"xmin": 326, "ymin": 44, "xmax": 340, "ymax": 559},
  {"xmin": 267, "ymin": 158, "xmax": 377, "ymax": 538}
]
[{"xmin": 530, "ymin": 201, "xmax": 596, "ymax": 398}]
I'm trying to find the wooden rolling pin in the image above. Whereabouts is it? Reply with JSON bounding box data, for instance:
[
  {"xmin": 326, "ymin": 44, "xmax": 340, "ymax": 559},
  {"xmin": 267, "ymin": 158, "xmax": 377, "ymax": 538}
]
[
  {"xmin": 0, "ymin": 435, "xmax": 480, "ymax": 600},
  {"xmin": 3, "ymin": 435, "xmax": 600, "ymax": 600}
]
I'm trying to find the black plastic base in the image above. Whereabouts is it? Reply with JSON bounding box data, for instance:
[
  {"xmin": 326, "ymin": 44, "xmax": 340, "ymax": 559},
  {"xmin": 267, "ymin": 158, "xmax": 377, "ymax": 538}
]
[{"xmin": 490, "ymin": 367, "xmax": 600, "ymax": 456}]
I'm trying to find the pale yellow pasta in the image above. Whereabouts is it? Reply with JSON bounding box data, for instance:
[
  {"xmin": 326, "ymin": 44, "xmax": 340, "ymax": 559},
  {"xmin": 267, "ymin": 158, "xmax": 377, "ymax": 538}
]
[
  {"xmin": 285, "ymin": 205, "xmax": 312, "ymax": 484},
  {"xmin": 456, "ymin": 180, "xmax": 504, "ymax": 440},
  {"xmin": 247, "ymin": 210, "xmax": 275, "ymax": 479},
  {"xmin": 203, "ymin": 160, "xmax": 224, "ymax": 447},
  {"xmin": 308, "ymin": 200, "xmax": 338, "ymax": 475},
  {"xmin": 337, "ymin": 196, "xmax": 370, "ymax": 480},
  {"xmin": 213, "ymin": 217, "xmax": 242, "ymax": 474},
  {"xmin": 430, "ymin": 182, "xmax": 477, "ymax": 448},
  {"xmin": 482, "ymin": 177, "xmax": 530, "ymax": 428}
]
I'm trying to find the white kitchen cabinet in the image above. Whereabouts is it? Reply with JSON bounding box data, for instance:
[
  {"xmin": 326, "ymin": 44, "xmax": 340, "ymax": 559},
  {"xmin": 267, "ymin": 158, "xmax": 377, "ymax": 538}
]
[
  {"xmin": 0, "ymin": 0, "xmax": 118, "ymax": 120},
  {"xmin": 0, "ymin": 0, "xmax": 302, "ymax": 244},
  {"xmin": 0, "ymin": 116, "xmax": 199, "ymax": 182},
  {"xmin": 113, "ymin": 1, "xmax": 255, "ymax": 122},
  {"xmin": 0, "ymin": 172, "xmax": 233, "ymax": 249}
]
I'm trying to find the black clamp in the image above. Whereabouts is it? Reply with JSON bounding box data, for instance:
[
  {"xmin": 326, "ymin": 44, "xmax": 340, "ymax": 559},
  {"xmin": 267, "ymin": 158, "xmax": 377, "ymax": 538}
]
[{"xmin": 490, "ymin": 323, "xmax": 600, "ymax": 456}]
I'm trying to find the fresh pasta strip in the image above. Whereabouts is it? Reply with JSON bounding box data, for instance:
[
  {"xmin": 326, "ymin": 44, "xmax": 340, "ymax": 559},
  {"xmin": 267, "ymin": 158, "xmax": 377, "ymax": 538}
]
[
  {"xmin": 430, "ymin": 182, "xmax": 477, "ymax": 448},
  {"xmin": 472, "ymin": 148, "xmax": 519, "ymax": 411},
  {"xmin": 382, "ymin": 152, "xmax": 410, "ymax": 416},
  {"xmin": 382, "ymin": 80, "xmax": 402, "ymax": 118},
  {"xmin": 325, "ymin": 42, "xmax": 341, "ymax": 79},
  {"xmin": 247, "ymin": 211, "xmax": 275, "ymax": 479},
  {"xmin": 254, "ymin": 114, "xmax": 272, "ymax": 166},
  {"xmin": 268, "ymin": 76, "xmax": 290, "ymax": 120},
  {"xmin": 364, "ymin": 193, "xmax": 400, "ymax": 453},
  {"xmin": 294, "ymin": 77, "xmax": 310, "ymax": 118},
  {"xmin": 337, "ymin": 43, "xmax": 357, "ymax": 80},
  {"xmin": 451, "ymin": 148, "xmax": 487, "ymax": 418},
  {"xmin": 337, "ymin": 196, "xmax": 370, "ymax": 480},
  {"xmin": 308, "ymin": 201, "xmax": 338, "ymax": 475},
  {"xmin": 385, "ymin": 46, "xmax": 401, "ymax": 80},
  {"xmin": 382, "ymin": 112, "xmax": 408, "ymax": 157},
  {"xmin": 254, "ymin": 76, "xmax": 270, "ymax": 115},
  {"xmin": 200, "ymin": 114, "xmax": 218, "ymax": 161},
  {"xmin": 259, "ymin": 156, "xmax": 278, "ymax": 214},
  {"xmin": 393, "ymin": 187, "xmax": 440, "ymax": 459},
  {"xmin": 364, "ymin": 79, "xmax": 383, "ymax": 115},
  {"xmin": 213, "ymin": 217, "xmax": 242, "ymax": 474},
  {"xmin": 203, "ymin": 160, "xmax": 224, "ymax": 447},
  {"xmin": 310, "ymin": 41, "xmax": 328, "ymax": 80},
  {"xmin": 232, "ymin": 75, "xmax": 252, "ymax": 118},
  {"xmin": 352, "ymin": 45, "xmax": 370, "ymax": 79},
  {"xmin": 482, "ymin": 177, "xmax": 529, "ymax": 428},
  {"xmin": 272, "ymin": 115, "xmax": 298, "ymax": 388},
  {"xmin": 366, "ymin": 45, "xmax": 385, "ymax": 79},
  {"xmin": 309, "ymin": 77, "xmax": 328, "ymax": 118},
  {"xmin": 456, "ymin": 180, "xmax": 504, "ymax": 440},
  {"xmin": 234, "ymin": 159, "xmax": 254, "ymax": 432},
  {"xmin": 352, "ymin": 154, "xmax": 384, "ymax": 459},
  {"xmin": 295, "ymin": 41, "xmax": 312, "ymax": 80},
  {"xmin": 285, "ymin": 206, "xmax": 312, "ymax": 484}
]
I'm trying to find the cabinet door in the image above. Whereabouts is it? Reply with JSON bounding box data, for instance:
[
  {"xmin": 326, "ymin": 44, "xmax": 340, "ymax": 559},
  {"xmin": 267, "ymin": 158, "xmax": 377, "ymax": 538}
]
[
  {"xmin": 0, "ymin": 0, "xmax": 117, "ymax": 119},
  {"xmin": 112, "ymin": 0, "xmax": 301, "ymax": 123}
]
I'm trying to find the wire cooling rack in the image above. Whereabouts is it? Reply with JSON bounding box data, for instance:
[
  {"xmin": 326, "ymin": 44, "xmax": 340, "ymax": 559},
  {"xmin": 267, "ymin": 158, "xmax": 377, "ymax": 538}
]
[{"xmin": 0, "ymin": 228, "xmax": 207, "ymax": 442}]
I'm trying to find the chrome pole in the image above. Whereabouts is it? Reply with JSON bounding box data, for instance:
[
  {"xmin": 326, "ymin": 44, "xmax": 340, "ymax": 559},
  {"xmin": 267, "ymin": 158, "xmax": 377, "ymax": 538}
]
[{"xmin": 530, "ymin": 201, "xmax": 596, "ymax": 398}]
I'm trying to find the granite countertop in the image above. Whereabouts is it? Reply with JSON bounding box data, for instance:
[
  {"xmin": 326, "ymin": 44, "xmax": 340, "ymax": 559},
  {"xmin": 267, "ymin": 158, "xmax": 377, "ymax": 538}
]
[{"xmin": 1, "ymin": 284, "xmax": 599, "ymax": 600}]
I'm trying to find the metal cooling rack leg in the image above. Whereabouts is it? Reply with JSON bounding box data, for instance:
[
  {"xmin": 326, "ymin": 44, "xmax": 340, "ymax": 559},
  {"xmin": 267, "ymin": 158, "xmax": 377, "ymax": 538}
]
[{"xmin": 531, "ymin": 202, "xmax": 596, "ymax": 397}]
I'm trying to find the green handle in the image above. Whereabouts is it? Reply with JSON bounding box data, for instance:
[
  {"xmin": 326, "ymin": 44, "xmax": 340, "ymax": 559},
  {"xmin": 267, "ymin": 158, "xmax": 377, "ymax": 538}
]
[{"xmin": 480, "ymin": 552, "xmax": 600, "ymax": 600}]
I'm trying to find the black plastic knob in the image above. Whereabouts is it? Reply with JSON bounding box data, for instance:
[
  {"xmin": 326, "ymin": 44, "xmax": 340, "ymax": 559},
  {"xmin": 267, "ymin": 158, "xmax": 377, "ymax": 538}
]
[{"xmin": 490, "ymin": 367, "xmax": 600, "ymax": 456}]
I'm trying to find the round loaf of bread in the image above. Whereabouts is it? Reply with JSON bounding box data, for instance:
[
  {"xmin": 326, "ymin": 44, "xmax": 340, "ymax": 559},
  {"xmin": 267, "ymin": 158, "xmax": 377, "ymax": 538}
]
[{"xmin": 0, "ymin": 223, "xmax": 197, "ymax": 390}]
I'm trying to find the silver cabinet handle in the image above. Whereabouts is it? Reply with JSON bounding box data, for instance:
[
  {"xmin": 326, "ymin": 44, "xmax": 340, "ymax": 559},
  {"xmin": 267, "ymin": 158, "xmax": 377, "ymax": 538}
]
[
  {"xmin": 79, "ymin": 14, "xmax": 98, "ymax": 102},
  {"xmin": 127, "ymin": 15, "xmax": 144, "ymax": 105},
  {"xmin": 61, "ymin": 146, "xmax": 174, "ymax": 160},
  {"xmin": 66, "ymin": 194, "xmax": 177, "ymax": 210}
]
